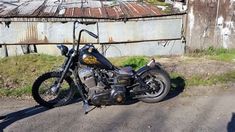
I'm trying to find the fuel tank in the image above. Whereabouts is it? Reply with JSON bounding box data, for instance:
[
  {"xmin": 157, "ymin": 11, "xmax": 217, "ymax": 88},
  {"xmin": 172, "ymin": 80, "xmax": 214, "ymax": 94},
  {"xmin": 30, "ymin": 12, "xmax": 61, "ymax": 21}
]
[{"xmin": 79, "ymin": 44, "xmax": 115, "ymax": 70}]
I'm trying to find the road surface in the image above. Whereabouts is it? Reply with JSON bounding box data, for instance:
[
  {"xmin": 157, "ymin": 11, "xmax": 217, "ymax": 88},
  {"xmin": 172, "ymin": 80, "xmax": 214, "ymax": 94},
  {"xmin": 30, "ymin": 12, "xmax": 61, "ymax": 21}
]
[{"xmin": 0, "ymin": 83, "xmax": 235, "ymax": 132}]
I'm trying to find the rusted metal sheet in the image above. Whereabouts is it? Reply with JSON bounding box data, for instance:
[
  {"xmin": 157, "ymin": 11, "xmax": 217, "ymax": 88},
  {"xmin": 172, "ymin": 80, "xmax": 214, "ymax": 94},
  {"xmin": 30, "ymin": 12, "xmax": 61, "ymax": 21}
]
[
  {"xmin": 8, "ymin": 1, "xmax": 46, "ymax": 16},
  {"xmin": 40, "ymin": 0, "xmax": 62, "ymax": 17},
  {"xmin": 0, "ymin": 1, "xmax": 25, "ymax": 16},
  {"xmin": 0, "ymin": 0, "xmax": 184, "ymax": 21},
  {"xmin": 0, "ymin": 15, "xmax": 183, "ymax": 45}
]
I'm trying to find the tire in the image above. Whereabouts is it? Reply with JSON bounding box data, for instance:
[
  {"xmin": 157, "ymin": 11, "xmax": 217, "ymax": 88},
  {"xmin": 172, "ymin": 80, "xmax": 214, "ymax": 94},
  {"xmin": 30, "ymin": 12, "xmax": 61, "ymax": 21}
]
[
  {"xmin": 138, "ymin": 68, "xmax": 171, "ymax": 103},
  {"xmin": 32, "ymin": 72, "xmax": 76, "ymax": 108}
]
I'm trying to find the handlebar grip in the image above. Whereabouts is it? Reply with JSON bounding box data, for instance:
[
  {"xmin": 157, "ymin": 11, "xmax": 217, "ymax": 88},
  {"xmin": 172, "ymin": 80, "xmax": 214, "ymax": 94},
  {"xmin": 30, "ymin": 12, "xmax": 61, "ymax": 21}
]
[{"xmin": 87, "ymin": 31, "xmax": 98, "ymax": 39}]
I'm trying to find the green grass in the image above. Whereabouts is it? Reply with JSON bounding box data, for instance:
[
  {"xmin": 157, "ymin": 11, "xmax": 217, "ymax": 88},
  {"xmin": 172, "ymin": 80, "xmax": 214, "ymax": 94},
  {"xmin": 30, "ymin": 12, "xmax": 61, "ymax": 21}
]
[
  {"xmin": 0, "ymin": 86, "xmax": 31, "ymax": 97},
  {"xmin": 187, "ymin": 47, "xmax": 235, "ymax": 62},
  {"xmin": 110, "ymin": 56, "xmax": 149, "ymax": 70},
  {"xmin": 0, "ymin": 50, "xmax": 235, "ymax": 97},
  {"xmin": 121, "ymin": 56, "xmax": 149, "ymax": 70},
  {"xmin": 0, "ymin": 54, "xmax": 64, "ymax": 97},
  {"xmin": 170, "ymin": 71, "xmax": 235, "ymax": 87},
  {"xmin": 145, "ymin": 0, "xmax": 172, "ymax": 14},
  {"xmin": 146, "ymin": 0, "xmax": 170, "ymax": 6}
]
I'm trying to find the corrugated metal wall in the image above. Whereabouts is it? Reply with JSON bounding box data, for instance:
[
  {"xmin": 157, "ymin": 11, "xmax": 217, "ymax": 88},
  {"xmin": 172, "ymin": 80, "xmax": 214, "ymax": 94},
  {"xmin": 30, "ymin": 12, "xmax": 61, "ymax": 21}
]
[{"xmin": 0, "ymin": 15, "xmax": 185, "ymax": 57}]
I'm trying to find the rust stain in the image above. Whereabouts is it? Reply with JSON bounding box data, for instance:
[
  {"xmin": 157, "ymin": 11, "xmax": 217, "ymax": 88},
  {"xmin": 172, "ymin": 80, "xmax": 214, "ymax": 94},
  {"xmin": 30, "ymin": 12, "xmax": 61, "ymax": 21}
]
[
  {"xmin": 79, "ymin": 37, "xmax": 87, "ymax": 44},
  {"xmin": 0, "ymin": 0, "xmax": 169, "ymax": 20},
  {"xmin": 108, "ymin": 37, "xmax": 114, "ymax": 42},
  {"xmin": 63, "ymin": 39, "xmax": 71, "ymax": 44},
  {"xmin": 19, "ymin": 24, "xmax": 49, "ymax": 44}
]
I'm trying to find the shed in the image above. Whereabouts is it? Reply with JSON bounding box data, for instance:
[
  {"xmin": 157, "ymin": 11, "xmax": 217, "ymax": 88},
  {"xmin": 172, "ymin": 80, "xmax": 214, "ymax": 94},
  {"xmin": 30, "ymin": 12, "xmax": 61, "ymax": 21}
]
[{"xmin": 0, "ymin": 0, "xmax": 186, "ymax": 57}]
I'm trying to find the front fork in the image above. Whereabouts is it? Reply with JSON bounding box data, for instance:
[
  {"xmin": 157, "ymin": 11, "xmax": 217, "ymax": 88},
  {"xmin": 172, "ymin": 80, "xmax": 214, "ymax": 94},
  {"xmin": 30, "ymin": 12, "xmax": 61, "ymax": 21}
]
[{"xmin": 54, "ymin": 52, "xmax": 90, "ymax": 114}]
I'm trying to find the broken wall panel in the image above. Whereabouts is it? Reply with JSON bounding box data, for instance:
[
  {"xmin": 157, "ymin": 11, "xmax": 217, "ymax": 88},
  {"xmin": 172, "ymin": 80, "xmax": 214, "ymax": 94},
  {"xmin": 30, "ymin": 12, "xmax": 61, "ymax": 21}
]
[{"xmin": 186, "ymin": 0, "xmax": 235, "ymax": 50}]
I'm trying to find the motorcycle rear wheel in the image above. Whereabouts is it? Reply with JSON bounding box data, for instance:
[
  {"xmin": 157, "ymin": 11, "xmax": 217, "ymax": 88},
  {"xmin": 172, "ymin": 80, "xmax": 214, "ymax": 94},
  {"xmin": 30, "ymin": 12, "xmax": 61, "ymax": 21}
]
[
  {"xmin": 32, "ymin": 72, "xmax": 76, "ymax": 108},
  {"xmin": 138, "ymin": 68, "xmax": 170, "ymax": 103}
]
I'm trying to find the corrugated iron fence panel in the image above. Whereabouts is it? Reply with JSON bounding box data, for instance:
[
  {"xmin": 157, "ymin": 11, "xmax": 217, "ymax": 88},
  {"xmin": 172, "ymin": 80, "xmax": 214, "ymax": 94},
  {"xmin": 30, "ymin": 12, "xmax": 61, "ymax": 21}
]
[{"xmin": 0, "ymin": 16, "xmax": 183, "ymax": 44}]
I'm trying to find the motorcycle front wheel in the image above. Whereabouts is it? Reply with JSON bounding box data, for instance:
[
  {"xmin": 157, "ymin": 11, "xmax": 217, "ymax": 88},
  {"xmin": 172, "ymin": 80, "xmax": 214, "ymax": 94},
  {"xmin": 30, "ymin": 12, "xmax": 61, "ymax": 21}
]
[
  {"xmin": 32, "ymin": 72, "xmax": 76, "ymax": 108},
  {"xmin": 138, "ymin": 68, "xmax": 171, "ymax": 103}
]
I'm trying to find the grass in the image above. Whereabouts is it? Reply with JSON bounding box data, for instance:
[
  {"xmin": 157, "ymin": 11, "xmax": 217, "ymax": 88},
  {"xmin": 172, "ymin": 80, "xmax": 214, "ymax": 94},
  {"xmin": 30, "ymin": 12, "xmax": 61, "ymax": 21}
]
[
  {"xmin": 0, "ymin": 48, "xmax": 235, "ymax": 97},
  {"xmin": 146, "ymin": 0, "xmax": 170, "ymax": 6},
  {"xmin": 187, "ymin": 47, "xmax": 235, "ymax": 62},
  {"xmin": 0, "ymin": 86, "xmax": 31, "ymax": 97},
  {"xmin": 192, "ymin": 71, "xmax": 235, "ymax": 86},
  {"xmin": 110, "ymin": 56, "xmax": 149, "ymax": 70},
  {"xmin": 145, "ymin": 0, "xmax": 173, "ymax": 14},
  {"xmin": 170, "ymin": 71, "xmax": 235, "ymax": 87},
  {"xmin": 0, "ymin": 54, "xmax": 64, "ymax": 97}
]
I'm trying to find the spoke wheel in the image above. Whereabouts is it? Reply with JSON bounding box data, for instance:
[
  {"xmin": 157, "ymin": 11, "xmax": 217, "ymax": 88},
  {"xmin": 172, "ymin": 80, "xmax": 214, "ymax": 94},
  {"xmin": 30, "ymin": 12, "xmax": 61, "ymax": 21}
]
[{"xmin": 32, "ymin": 72, "xmax": 76, "ymax": 108}]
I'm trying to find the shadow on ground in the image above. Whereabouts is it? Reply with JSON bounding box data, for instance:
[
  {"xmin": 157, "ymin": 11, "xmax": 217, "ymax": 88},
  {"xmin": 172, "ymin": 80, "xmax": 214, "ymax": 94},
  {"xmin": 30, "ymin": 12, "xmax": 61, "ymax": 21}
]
[
  {"xmin": 227, "ymin": 113, "xmax": 235, "ymax": 132},
  {"xmin": 0, "ymin": 76, "xmax": 185, "ymax": 131},
  {"xmin": 164, "ymin": 76, "xmax": 185, "ymax": 101},
  {"xmin": 0, "ymin": 105, "xmax": 48, "ymax": 131}
]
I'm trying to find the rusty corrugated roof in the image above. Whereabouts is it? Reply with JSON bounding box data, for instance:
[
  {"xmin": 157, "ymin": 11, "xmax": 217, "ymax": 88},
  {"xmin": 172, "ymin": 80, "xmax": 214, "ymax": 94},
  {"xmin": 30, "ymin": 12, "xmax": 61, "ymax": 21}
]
[{"xmin": 0, "ymin": 0, "xmax": 181, "ymax": 21}]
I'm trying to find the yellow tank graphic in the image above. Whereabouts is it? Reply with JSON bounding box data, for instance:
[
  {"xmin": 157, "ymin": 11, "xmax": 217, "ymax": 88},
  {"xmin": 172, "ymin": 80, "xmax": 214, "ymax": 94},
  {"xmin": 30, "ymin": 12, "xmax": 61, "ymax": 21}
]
[{"xmin": 82, "ymin": 54, "xmax": 100, "ymax": 65}]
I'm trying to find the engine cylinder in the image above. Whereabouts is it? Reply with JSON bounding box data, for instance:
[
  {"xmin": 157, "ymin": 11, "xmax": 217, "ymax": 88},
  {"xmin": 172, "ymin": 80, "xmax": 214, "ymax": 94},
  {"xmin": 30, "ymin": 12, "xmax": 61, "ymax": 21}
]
[{"xmin": 78, "ymin": 67, "xmax": 96, "ymax": 88}]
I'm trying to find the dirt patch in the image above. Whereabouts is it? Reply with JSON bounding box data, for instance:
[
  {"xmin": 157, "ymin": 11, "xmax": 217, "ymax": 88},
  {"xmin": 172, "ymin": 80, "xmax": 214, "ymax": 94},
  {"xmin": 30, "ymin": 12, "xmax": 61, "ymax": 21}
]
[
  {"xmin": 182, "ymin": 82, "xmax": 235, "ymax": 97},
  {"xmin": 157, "ymin": 57, "xmax": 235, "ymax": 78}
]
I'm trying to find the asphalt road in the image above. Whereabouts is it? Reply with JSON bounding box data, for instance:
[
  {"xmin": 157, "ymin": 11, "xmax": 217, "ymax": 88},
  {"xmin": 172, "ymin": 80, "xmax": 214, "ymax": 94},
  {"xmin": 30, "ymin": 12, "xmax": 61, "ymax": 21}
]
[{"xmin": 0, "ymin": 84, "xmax": 235, "ymax": 132}]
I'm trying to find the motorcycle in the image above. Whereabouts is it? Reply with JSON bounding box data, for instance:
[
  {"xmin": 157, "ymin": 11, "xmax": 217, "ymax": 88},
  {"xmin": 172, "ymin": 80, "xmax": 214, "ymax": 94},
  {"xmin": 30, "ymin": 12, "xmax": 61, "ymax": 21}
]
[{"xmin": 32, "ymin": 21, "xmax": 171, "ymax": 114}]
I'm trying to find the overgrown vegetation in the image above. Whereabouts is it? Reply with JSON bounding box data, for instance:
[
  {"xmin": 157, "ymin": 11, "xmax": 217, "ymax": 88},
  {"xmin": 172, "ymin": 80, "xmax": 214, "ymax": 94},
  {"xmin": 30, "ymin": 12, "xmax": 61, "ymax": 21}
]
[
  {"xmin": 146, "ymin": 0, "xmax": 169, "ymax": 6},
  {"xmin": 0, "ymin": 47, "xmax": 235, "ymax": 97},
  {"xmin": 144, "ymin": 0, "xmax": 172, "ymax": 13}
]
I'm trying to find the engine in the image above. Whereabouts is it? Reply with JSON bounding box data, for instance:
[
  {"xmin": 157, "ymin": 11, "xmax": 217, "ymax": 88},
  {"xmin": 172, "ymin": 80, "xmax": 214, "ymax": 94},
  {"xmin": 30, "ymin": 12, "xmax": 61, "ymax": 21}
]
[{"xmin": 78, "ymin": 67, "xmax": 131, "ymax": 106}]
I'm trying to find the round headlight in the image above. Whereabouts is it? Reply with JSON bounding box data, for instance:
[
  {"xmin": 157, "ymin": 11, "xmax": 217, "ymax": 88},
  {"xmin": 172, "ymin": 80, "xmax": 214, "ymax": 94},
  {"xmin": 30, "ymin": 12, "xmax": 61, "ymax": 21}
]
[{"xmin": 57, "ymin": 44, "xmax": 68, "ymax": 56}]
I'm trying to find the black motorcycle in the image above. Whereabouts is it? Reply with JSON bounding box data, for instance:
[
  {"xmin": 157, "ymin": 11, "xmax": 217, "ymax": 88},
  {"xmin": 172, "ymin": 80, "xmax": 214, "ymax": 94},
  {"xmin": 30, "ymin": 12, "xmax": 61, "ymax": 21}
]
[{"xmin": 32, "ymin": 21, "xmax": 171, "ymax": 114}]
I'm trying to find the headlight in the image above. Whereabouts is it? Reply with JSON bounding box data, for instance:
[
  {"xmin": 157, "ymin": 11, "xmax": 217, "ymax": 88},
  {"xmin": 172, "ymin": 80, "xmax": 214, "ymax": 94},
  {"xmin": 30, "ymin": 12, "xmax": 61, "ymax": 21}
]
[{"xmin": 57, "ymin": 44, "xmax": 68, "ymax": 56}]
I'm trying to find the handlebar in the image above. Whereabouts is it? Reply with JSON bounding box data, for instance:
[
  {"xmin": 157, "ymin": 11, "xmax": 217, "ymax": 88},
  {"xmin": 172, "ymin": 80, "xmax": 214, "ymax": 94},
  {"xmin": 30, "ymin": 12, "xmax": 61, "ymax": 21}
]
[{"xmin": 73, "ymin": 21, "xmax": 98, "ymax": 50}]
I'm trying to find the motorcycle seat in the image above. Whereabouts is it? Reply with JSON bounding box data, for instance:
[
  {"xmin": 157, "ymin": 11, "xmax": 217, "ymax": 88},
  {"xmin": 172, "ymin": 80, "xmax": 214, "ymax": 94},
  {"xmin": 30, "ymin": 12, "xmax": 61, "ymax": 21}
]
[{"xmin": 117, "ymin": 66, "xmax": 134, "ymax": 76}]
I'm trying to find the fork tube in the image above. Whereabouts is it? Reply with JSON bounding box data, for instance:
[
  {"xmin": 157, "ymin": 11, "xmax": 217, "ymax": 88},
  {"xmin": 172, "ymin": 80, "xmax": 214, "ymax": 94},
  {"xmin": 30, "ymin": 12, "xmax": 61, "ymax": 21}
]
[
  {"xmin": 57, "ymin": 55, "xmax": 73, "ymax": 87},
  {"xmin": 73, "ymin": 21, "xmax": 77, "ymax": 49}
]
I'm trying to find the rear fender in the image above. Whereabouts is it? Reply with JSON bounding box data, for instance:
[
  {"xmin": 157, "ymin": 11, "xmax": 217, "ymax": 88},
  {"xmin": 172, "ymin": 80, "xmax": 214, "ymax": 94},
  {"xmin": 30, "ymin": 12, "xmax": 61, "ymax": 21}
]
[{"xmin": 136, "ymin": 64, "xmax": 162, "ymax": 76}]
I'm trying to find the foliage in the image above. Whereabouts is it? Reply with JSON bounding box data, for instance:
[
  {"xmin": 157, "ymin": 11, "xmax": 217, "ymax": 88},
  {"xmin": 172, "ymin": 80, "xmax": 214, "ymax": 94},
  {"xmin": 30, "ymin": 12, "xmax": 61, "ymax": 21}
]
[
  {"xmin": 110, "ymin": 56, "xmax": 150, "ymax": 70},
  {"xmin": 121, "ymin": 56, "xmax": 149, "ymax": 70}
]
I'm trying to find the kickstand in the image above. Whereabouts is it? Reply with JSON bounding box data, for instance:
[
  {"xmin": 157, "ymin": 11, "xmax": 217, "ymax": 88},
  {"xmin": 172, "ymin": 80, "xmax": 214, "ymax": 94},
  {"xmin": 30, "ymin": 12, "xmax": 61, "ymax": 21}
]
[
  {"xmin": 83, "ymin": 101, "xmax": 96, "ymax": 114},
  {"xmin": 83, "ymin": 100, "xmax": 90, "ymax": 114}
]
